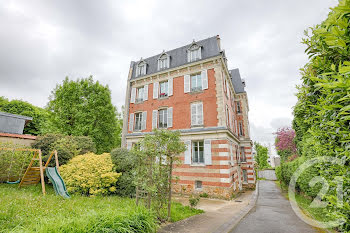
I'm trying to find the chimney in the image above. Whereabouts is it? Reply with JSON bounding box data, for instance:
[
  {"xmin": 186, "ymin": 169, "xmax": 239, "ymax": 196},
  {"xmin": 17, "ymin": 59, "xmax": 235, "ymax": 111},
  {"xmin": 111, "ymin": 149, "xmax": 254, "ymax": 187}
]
[
  {"xmin": 242, "ymin": 79, "xmax": 246, "ymax": 87},
  {"xmin": 216, "ymin": 35, "xmax": 221, "ymax": 51}
]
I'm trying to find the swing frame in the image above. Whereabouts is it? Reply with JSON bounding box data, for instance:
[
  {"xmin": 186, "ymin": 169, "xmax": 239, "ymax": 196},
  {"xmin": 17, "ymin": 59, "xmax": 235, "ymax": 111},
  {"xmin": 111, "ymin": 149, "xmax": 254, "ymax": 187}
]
[{"xmin": 0, "ymin": 148, "xmax": 59, "ymax": 195}]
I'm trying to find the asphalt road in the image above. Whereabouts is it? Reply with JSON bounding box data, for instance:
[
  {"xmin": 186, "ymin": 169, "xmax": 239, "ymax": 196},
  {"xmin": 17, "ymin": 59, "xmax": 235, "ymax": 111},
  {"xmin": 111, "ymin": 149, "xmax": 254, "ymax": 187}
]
[{"xmin": 230, "ymin": 180, "xmax": 317, "ymax": 233}]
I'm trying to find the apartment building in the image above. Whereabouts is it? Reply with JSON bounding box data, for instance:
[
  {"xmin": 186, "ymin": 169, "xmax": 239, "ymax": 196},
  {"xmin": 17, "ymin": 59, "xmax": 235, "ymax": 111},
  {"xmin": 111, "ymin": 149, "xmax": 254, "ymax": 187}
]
[{"xmin": 122, "ymin": 36, "xmax": 255, "ymax": 198}]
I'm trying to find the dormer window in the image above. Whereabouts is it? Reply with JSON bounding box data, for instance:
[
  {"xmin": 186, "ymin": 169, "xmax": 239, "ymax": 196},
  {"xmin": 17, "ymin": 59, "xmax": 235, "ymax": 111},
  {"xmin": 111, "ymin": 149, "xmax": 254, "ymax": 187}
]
[
  {"xmin": 187, "ymin": 43, "xmax": 201, "ymax": 62},
  {"xmin": 158, "ymin": 53, "xmax": 170, "ymax": 70},
  {"xmin": 136, "ymin": 61, "xmax": 147, "ymax": 77}
]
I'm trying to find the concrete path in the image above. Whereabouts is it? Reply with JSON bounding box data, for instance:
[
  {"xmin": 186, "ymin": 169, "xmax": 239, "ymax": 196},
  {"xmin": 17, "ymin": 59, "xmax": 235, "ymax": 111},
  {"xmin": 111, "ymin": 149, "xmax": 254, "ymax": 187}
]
[
  {"xmin": 230, "ymin": 180, "xmax": 317, "ymax": 233},
  {"xmin": 158, "ymin": 190, "xmax": 255, "ymax": 233}
]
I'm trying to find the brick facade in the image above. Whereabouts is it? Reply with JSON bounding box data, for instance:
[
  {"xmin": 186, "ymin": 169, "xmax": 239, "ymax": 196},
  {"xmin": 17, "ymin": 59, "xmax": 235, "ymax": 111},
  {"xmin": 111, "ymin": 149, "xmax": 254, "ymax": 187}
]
[{"xmin": 122, "ymin": 36, "xmax": 256, "ymax": 199}]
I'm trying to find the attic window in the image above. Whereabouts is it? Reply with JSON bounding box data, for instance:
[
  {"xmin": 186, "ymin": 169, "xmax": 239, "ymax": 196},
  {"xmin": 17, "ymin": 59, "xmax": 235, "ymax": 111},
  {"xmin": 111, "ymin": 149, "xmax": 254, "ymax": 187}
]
[
  {"xmin": 136, "ymin": 61, "xmax": 147, "ymax": 77},
  {"xmin": 158, "ymin": 53, "xmax": 169, "ymax": 70},
  {"xmin": 187, "ymin": 44, "xmax": 201, "ymax": 62}
]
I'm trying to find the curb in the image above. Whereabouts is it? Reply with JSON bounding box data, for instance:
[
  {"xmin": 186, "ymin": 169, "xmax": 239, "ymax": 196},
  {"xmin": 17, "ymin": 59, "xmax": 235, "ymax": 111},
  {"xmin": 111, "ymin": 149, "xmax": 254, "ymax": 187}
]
[{"xmin": 212, "ymin": 180, "xmax": 260, "ymax": 233}]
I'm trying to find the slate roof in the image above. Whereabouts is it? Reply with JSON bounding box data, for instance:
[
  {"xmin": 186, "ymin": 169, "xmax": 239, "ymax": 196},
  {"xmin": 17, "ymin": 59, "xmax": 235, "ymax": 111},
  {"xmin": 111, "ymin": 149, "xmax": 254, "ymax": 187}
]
[
  {"xmin": 130, "ymin": 36, "xmax": 221, "ymax": 80},
  {"xmin": 230, "ymin": 68, "xmax": 245, "ymax": 93}
]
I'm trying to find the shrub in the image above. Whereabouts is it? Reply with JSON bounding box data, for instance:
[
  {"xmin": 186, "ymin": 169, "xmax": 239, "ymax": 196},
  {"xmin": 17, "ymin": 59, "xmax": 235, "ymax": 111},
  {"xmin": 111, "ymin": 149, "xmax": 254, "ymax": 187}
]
[
  {"xmin": 199, "ymin": 193, "xmax": 209, "ymax": 198},
  {"xmin": 32, "ymin": 134, "xmax": 96, "ymax": 165},
  {"xmin": 60, "ymin": 153, "xmax": 121, "ymax": 196},
  {"xmin": 110, "ymin": 148, "xmax": 137, "ymax": 197},
  {"xmin": 189, "ymin": 195, "xmax": 200, "ymax": 208}
]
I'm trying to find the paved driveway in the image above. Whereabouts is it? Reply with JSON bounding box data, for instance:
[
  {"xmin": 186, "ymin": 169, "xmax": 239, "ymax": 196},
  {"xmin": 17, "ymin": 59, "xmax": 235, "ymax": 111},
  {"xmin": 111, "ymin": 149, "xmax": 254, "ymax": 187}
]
[{"xmin": 230, "ymin": 180, "xmax": 317, "ymax": 233}]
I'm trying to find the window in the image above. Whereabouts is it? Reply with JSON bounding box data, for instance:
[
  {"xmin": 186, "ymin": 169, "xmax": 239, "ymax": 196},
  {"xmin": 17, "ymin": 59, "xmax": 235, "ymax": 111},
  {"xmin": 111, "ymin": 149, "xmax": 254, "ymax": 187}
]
[
  {"xmin": 227, "ymin": 107, "xmax": 230, "ymax": 127},
  {"xmin": 236, "ymin": 148, "xmax": 240, "ymax": 163},
  {"xmin": 240, "ymin": 147, "xmax": 246, "ymax": 162},
  {"xmin": 136, "ymin": 62, "xmax": 146, "ymax": 77},
  {"xmin": 134, "ymin": 113, "xmax": 143, "ymax": 131},
  {"xmin": 243, "ymin": 169, "xmax": 248, "ymax": 183},
  {"xmin": 237, "ymin": 101, "xmax": 242, "ymax": 113},
  {"xmin": 188, "ymin": 44, "xmax": 201, "ymax": 62},
  {"xmin": 192, "ymin": 141, "xmax": 204, "ymax": 163},
  {"xmin": 136, "ymin": 86, "xmax": 144, "ymax": 103},
  {"xmin": 191, "ymin": 102, "xmax": 203, "ymax": 126},
  {"xmin": 195, "ymin": 180, "xmax": 202, "ymax": 189},
  {"xmin": 159, "ymin": 81, "xmax": 168, "ymax": 98},
  {"xmin": 190, "ymin": 73, "xmax": 202, "ymax": 92},
  {"xmin": 158, "ymin": 109, "xmax": 168, "ymax": 128},
  {"xmin": 239, "ymin": 122, "xmax": 244, "ymax": 136},
  {"xmin": 158, "ymin": 54, "xmax": 169, "ymax": 70}
]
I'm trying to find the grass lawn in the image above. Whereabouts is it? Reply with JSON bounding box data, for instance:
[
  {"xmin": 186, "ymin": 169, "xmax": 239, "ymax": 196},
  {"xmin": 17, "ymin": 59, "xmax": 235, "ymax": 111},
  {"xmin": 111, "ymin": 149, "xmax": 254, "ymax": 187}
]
[{"xmin": 0, "ymin": 184, "xmax": 203, "ymax": 233}]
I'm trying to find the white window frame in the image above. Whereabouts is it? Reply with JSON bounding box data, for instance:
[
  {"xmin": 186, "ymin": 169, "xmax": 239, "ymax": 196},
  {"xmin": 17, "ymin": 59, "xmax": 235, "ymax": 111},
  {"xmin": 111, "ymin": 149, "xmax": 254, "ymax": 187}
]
[
  {"xmin": 192, "ymin": 141, "xmax": 204, "ymax": 164},
  {"xmin": 188, "ymin": 44, "xmax": 201, "ymax": 62},
  {"xmin": 134, "ymin": 112, "xmax": 143, "ymax": 131},
  {"xmin": 158, "ymin": 109, "xmax": 168, "ymax": 128},
  {"xmin": 239, "ymin": 122, "xmax": 244, "ymax": 136},
  {"xmin": 159, "ymin": 80, "xmax": 169, "ymax": 98},
  {"xmin": 136, "ymin": 86, "xmax": 144, "ymax": 103},
  {"xmin": 158, "ymin": 54, "xmax": 169, "ymax": 70},
  {"xmin": 237, "ymin": 101, "xmax": 242, "ymax": 113},
  {"xmin": 136, "ymin": 62, "xmax": 146, "ymax": 77},
  {"xmin": 190, "ymin": 73, "xmax": 202, "ymax": 92},
  {"xmin": 191, "ymin": 102, "xmax": 203, "ymax": 126}
]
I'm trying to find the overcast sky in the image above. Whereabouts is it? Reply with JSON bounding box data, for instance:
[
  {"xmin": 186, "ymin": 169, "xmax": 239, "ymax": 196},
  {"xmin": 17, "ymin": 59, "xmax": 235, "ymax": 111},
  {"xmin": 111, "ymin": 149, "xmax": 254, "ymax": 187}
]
[{"xmin": 0, "ymin": 0, "xmax": 338, "ymax": 151}]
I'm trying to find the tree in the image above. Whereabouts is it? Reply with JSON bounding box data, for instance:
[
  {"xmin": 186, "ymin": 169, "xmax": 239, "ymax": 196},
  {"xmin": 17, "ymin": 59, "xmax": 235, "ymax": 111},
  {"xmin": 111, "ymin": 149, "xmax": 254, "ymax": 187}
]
[
  {"xmin": 134, "ymin": 129, "xmax": 186, "ymax": 221},
  {"xmin": 0, "ymin": 98, "xmax": 48, "ymax": 135},
  {"xmin": 254, "ymin": 142, "xmax": 269, "ymax": 169},
  {"xmin": 274, "ymin": 127, "xmax": 297, "ymax": 162},
  {"xmin": 47, "ymin": 76, "xmax": 121, "ymax": 153}
]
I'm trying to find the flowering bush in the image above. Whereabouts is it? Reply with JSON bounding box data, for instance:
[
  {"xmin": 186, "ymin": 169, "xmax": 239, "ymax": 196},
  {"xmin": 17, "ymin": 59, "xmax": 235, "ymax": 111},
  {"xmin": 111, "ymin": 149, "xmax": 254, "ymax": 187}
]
[
  {"xmin": 275, "ymin": 127, "xmax": 297, "ymax": 161},
  {"xmin": 60, "ymin": 153, "xmax": 121, "ymax": 196}
]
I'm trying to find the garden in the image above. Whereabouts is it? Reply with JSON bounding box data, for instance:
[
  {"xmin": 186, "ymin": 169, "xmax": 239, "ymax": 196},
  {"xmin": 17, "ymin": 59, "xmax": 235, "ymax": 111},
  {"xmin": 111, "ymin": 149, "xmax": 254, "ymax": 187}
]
[{"xmin": 0, "ymin": 130, "xmax": 203, "ymax": 232}]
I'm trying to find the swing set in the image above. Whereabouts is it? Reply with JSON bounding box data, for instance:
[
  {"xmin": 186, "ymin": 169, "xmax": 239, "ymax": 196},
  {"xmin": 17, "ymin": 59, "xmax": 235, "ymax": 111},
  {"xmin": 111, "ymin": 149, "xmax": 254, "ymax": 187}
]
[{"xmin": 0, "ymin": 148, "xmax": 60, "ymax": 195}]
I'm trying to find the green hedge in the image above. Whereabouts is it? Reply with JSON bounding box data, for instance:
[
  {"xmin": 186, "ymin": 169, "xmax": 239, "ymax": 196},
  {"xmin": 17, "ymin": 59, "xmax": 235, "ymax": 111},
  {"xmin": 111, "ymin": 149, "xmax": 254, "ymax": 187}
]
[
  {"xmin": 110, "ymin": 148, "xmax": 137, "ymax": 197},
  {"xmin": 276, "ymin": 157, "xmax": 322, "ymax": 198},
  {"xmin": 31, "ymin": 134, "xmax": 96, "ymax": 166}
]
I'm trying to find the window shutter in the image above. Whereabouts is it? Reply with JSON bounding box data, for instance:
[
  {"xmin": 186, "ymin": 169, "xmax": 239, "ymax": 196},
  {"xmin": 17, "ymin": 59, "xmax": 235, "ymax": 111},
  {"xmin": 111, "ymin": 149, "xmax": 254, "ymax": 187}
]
[
  {"xmin": 191, "ymin": 104, "xmax": 197, "ymax": 125},
  {"xmin": 184, "ymin": 75, "xmax": 190, "ymax": 93},
  {"xmin": 184, "ymin": 140, "xmax": 191, "ymax": 164},
  {"xmin": 167, "ymin": 107, "xmax": 173, "ymax": 128},
  {"xmin": 168, "ymin": 77, "xmax": 173, "ymax": 96},
  {"xmin": 153, "ymin": 82, "xmax": 159, "ymax": 99},
  {"xmin": 198, "ymin": 47, "xmax": 202, "ymax": 59},
  {"xmin": 130, "ymin": 88, "xmax": 136, "ymax": 103},
  {"xmin": 167, "ymin": 56, "xmax": 170, "ymax": 68},
  {"xmin": 157, "ymin": 60, "xmax": 160, "ymax": 71},
  {"xmin": 204, "ymin": 139, "xmax": 212, "ymax": 165},
  {"xmin": 144, "ymin": 84, "xmax": 148, "ymax": 101},
  {"xmin": 129, "ymin": 113, "xmax": 134, "ymax": 132},
  {"xmin": 152, "ymin": 110, "xmax": 158, "ymax": 129},
  {"xmin": 201, "ymin": 70, "xmax": 208, "ymax": 90},
  {"xmin": 187, "ymin": 50, "xmax": 190, "ymax": 62},
  {"xmin": 127, "ymin": 142, "xmax": 132, "ymax": 150},
  {"xmin": 197, "ymin": 103, "xmax": 203, "ymax": 125},
  {"xmin": 141, "ymin": 111, "xmax": 147, "ymax": 130}
]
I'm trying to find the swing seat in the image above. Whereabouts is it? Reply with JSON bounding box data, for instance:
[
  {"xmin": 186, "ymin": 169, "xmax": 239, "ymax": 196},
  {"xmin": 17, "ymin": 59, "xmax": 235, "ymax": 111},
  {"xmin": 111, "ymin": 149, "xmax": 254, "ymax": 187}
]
[{"xmin": 6, "ymin": 179, "xmax": 20, "ymax": 184}]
